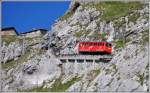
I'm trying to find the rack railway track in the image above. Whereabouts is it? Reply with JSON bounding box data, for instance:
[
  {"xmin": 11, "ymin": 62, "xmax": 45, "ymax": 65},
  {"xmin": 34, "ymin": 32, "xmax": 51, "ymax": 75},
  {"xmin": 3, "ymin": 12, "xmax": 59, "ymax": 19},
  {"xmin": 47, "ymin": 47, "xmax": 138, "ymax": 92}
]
[{"xmin": 57, "ymin": 54, "xmax": 113, "ymax": 63}]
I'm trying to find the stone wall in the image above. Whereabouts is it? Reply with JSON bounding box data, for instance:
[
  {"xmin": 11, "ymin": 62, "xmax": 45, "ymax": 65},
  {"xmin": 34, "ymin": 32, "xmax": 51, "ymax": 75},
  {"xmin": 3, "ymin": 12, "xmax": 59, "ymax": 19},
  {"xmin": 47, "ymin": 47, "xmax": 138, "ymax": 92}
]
[
  {"xmin": 22, "ymin": 31, "xmax": 42, "ymax": 38},
  {"xmin": 1, "ymin": 30, "xmax": 17, "ymax": 36}
]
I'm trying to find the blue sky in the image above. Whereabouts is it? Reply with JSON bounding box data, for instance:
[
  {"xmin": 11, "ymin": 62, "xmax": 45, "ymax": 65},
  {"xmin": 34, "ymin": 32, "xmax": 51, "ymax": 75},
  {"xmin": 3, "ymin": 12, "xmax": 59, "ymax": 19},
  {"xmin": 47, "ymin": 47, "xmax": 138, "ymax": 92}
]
[{"xmin": 2, "ymin": 1, "xmax": 70, "ymax": 33}]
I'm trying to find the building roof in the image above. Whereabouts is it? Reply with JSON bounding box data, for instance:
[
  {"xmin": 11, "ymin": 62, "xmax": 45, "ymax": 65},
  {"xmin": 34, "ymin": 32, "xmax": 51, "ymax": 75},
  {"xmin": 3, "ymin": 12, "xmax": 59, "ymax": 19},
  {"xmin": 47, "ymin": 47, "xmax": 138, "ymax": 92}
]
[
  {"xmin": 1, "ymin": 27, "xmax": 19, "ymax": 35},
  {"xmin": 20, "ymin": 29, "xmax": 48, "ymax": 34}
]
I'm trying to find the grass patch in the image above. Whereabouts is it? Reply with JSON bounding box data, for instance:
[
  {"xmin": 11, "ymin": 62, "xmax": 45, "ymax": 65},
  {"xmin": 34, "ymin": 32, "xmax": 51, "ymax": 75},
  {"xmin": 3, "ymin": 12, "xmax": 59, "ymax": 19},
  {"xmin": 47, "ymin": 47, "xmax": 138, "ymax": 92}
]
[
  {"xmin": 113, "ymin": 38, "xmax": 131, "ymax": 49},
  {"xmin": 91, "ymin": 69, "xmax": 101, "ymax": 78},
  {"xmin": 1, "ymin": 35, "xmax": 18, "ymax": 45},
  {"xmin": 74, "ymin": 30, "xmax": 90, "ymax": 37},
  {"xmin": 22, "ymin": 76, "xmax": 81, "ymax": 92},
  {"xmin": 50, "ymin": 76, "xmax": 80, "ymax": 92},
  {"xmin": 23, "ymin": 37, "xmax": 34, "ymax": 41},
  {"xmin": 136, "ymin": 73, "xmax": 145, "ymax": 86},
  {"xmin": 88, "ymin": 32, "xmax": 108, "ymax": 41},
  {"xmin": 74, "ymin": 31, "xmax": 83, "ymax": 37},
  {"xmin": 83, "ymin": 1, "xmax": 143, "ymax": 22},
  {"xmin": 89, "ymin": 32, "xmax": 100, "ymax": 40},
  {"xmin": 128, "ymin": 13, "xmax": 140, "ymax": 23},
  {"xmin": 2, "ymin": 51, "xmax": 31, "ymax": 71},
  {"xmin": 113, "ymin": 40, "xmax": 125, "ymax": 49},
  {"xmin": 87, "ymin": 69, "xmax": 101, "ymax": 79},
  {"xmin": 60, "ymin": 11, "xmax": 73, "ymax": 21},
  {"xmin": 1, "ymin": 35, "xmax": 40, "ymax": 46},
  {"xmin": 113, "ymin": 19, "xmax": 126, "ymax": 28}
]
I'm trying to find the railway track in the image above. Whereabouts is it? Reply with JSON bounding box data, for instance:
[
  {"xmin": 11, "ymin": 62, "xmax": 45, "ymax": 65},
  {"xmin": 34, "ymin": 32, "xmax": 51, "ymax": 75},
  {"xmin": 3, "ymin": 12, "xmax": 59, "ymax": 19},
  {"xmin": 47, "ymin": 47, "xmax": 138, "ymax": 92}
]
[{"xmin": 57, "ymin": 54, "xmax": 113, "ymax": 63}]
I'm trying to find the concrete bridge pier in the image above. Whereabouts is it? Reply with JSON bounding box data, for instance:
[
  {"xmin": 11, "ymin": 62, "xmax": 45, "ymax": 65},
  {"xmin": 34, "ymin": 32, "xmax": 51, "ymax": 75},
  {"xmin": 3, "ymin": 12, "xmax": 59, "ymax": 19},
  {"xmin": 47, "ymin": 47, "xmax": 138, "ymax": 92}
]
[
  {"xmin": 83, "ymin": 59, "xmax": 87, "ymax": 71},
  {"xmin": 93, "ymin": 60, "xmax": 96, "ymax": 69},
  {"xmin": 74, "ymin": 60, "xmax": 78, "ymax": 74}
]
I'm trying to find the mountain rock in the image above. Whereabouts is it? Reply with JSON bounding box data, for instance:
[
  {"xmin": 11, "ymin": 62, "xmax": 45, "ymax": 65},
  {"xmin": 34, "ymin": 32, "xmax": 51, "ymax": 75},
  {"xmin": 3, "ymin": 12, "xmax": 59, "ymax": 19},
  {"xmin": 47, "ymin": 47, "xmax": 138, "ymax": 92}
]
[{"xmin": 1, "ymin": 1, "xmax": 149, "ymax": 92}]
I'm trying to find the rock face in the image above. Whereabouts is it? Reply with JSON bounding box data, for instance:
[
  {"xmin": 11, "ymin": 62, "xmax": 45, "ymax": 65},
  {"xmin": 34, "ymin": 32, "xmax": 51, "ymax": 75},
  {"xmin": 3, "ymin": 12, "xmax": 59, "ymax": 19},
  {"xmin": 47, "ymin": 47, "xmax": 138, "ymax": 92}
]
[
  {"xmin": 1, "ymin": 1, "xmax": 149, "ymax": 92},
  {"xmin": 0, "ymin": 37, "xmax": 42, "ymax": 64},
  {"xmin": 0, "ymin": 40, "xmax": 27, "ymax": 64},
  {"xmin": 4, "ymin": 50, "xmax": 61, "ymax": 90}
]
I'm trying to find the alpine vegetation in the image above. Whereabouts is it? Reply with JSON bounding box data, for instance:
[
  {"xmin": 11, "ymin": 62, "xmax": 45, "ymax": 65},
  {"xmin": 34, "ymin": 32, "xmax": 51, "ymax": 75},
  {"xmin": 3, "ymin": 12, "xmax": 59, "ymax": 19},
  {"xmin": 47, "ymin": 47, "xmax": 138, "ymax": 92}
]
[{"xmin": 0, "ymin": 0, "xmax": 149, "ymax": 92}]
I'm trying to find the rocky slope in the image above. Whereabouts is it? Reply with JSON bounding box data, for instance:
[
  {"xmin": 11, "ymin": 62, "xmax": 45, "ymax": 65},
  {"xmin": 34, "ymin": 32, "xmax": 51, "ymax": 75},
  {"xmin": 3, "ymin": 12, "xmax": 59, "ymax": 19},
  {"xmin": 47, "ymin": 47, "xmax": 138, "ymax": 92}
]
[
  {"xmin": 0, "ymin": 36, "xmax": 42, "ymax": 64},
  {"xmin": 1, "ymin": 1, "xmax": 149, "ymax": 92}
]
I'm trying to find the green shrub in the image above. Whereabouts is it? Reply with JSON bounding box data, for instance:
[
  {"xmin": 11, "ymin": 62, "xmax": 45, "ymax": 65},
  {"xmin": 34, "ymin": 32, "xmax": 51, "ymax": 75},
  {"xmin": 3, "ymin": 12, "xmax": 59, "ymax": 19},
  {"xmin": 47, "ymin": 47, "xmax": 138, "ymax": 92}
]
[
  {"xmin": 136, "ymin": 73, "xmax": 145, "ymax": 86},
  {"xmin": 1, "ymin": 35, "xmax": 18, "ymax": 45},
  {"xmin": 128, "ymin": 13, "xmax": 140, "ymax": 23}
]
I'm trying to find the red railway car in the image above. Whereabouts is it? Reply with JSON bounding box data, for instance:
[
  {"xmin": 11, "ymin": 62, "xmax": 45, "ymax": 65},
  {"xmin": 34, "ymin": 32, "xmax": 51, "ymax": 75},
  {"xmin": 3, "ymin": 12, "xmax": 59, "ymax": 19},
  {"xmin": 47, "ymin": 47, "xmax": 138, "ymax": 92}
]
[{"xmin": 79, "ymin": 42, "xmax": 112, "ymax": 54}]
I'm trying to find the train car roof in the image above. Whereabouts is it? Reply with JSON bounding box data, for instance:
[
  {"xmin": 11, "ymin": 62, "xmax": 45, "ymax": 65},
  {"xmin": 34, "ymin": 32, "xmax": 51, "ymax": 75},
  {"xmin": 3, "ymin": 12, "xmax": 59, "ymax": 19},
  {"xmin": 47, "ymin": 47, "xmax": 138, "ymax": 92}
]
[{"xmin": 79, "ymin": 42, "xmax": 112, "ymax": 44}]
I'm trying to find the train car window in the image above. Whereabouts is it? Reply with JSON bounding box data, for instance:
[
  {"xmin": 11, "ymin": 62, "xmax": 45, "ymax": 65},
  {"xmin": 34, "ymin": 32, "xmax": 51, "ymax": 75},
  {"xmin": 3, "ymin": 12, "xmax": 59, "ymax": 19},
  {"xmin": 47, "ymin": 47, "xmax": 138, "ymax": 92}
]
[
  {"xmin": 96, "ymin": 43, "xmax": 98, "ymax": 46},
  {"xmin": 99, "ymin": 43, "xmax": 102, "ymax": 46},
  {"xmin": 106, "ymin": 43, "xmax": 109, "ymax": 47},
  {"xmin": 106, "ymin": 43, "xmax": 112, "ymax": 47},
  {"xmin": 85, "ymin": 43, "xmax": 87, "ymax": 46},
  {"xmin": 87, "ymin": 43, "xmax": 89, "ymax": 46},
  {"xmin": 89, "ymin": 42, "xmax": 91, "ymax": 46},
  {"xmin": 102, "ymin": 43, "xmax": 104, "ymax": 46},
  {"xmin": 100, "ymin": 43, "xmax": 102, "ymax": 46},
  {"xmin": 107, "ymin": 43, "xmax": 110, "ymax": 47},
  {"xmin": 90, "ymin": 42, "xmax": 93, "ymax": 46},
  {"xmin": 83, "ymin": 43, "xmax": 85, "ymax": 46},
  {"xmin": 93, "ymin": 43, "xmax": 95, "ymax": 46},
  {"xmin": 109, "ymin": 44, "xmax": 112, "ymax": 47}
]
